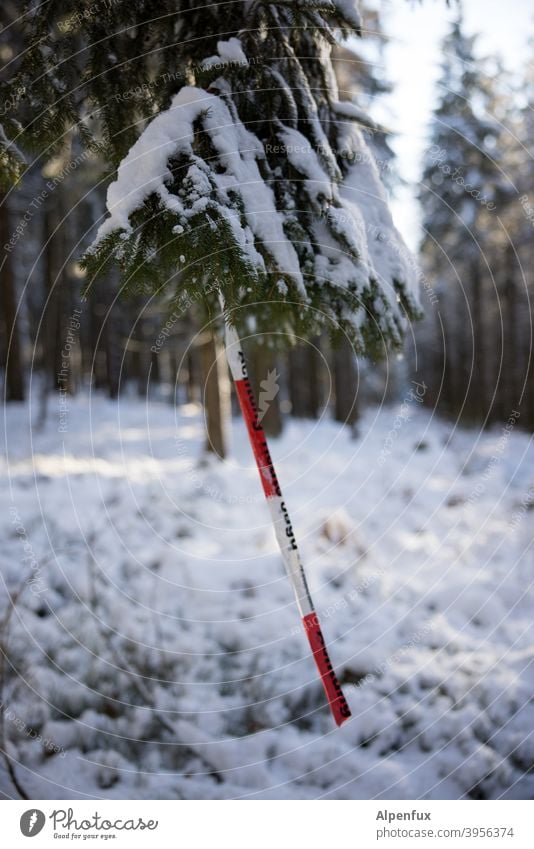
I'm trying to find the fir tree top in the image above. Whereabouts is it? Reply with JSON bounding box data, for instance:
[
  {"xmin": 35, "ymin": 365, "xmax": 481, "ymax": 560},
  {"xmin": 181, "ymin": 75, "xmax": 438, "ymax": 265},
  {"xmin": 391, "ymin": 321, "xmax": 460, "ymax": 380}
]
[{"xmin": 420, "ymin": 15, "xmax": 504, "ymax": 253}]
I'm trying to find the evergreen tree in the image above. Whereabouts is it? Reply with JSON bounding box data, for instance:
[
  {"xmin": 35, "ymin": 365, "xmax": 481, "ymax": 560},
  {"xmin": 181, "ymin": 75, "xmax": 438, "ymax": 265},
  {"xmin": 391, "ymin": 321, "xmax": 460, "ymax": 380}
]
[
  {"xmin": 333, "ymin": 1, "xmax": 395, "ymax": 184},
  {"xmin": 417, "ymin": 17, "xmax": 505, "ymax": 422},
  {"xmin": 0, "ymin": 191, "xmax": 25, "ymax": 400},
  {"xmin": 0, "ymin": 4, "xmax": 27, "ymax": 401},
  {"xmin": 498, "ymin": 58, "xmax": 534, "ymax": 428},
  {"xmin": 3, "ymin": 0, "xmax": 419, "ymax": 356},
  {"xmin": 330, "ymin": 2, "xmax": 399, "ymax": 424}
]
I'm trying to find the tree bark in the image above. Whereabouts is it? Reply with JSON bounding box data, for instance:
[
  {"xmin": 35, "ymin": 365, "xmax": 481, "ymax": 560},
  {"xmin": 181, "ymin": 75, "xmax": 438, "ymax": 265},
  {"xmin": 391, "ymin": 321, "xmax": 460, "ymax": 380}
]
[
  {"xmin": 471, "ymin": 260, "xmax": 487, "ymax": 422},
  {"xmin": 288, "ymin": 338, "xmax": 321, "ymax": 419},
  {"xmin": 105, "ymin": 301, "xmax": 121, "ymax": 399},
  {"xmin": 453, "ymin": 282, "xmax": 469, "ymax": 419},
  {"xmin": 307, "ymin": 338, "xmax": 322, "ymax": 419},
  {"xmin": 503, "ymin": 246, "xmax": 518, "ymax": 420},
  {"xmin": 200, "ymin": 327, "xmax": 230, "ymax": 458},
  {"xmin": 0, "ymin": 193, "xmax": 24, "ymax": 401},
  {"xmin": 44, "ymin": 196, "xmax": 76, "ymax": 394},
  {"xmin": 333, "ymin": 337, "xmax": 358, "ymax": 426}
]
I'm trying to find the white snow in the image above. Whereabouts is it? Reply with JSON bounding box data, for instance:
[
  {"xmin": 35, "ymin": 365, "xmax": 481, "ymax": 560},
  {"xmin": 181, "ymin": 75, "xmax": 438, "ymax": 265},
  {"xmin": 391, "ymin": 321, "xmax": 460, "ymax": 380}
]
[
  {"xmin": 94, "ymin": 87, "xmax": 305, "ymax": 294},
  {"xmin": 278, "ymin": 126, "xmax": 334, "ymax": 203},
  {"xmin": 202, "ymin": 38, "xmax": 249, "ymax": 68},
  {"xmin": 91, "ymin": 80, "xmax": 418, "ymax": 338},
  {"xmin": 334, "ymin": 0, "xmax": 362, "ymax": 32},
  {"xmin": 1, "ymin": 394, "xmax": 534, "ymax": 800},
  {"xmin": 335, "ymin": 114, "xmax": 421, "ymax": 312},
  {"xmin": 334, "ymin": 100, "xmax": 376, "ymax": 127},
  {"xmin": 0, "ymin": 121, "xmax": 26, "ymax": 164}
]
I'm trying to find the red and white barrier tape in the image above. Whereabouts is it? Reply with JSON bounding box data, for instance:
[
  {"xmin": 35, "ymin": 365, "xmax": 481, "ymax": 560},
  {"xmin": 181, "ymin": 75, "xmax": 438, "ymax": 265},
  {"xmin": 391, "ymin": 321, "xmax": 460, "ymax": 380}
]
[{"xmin": 223, "ymin": 319, "xmax": 351, "ymax": 727}]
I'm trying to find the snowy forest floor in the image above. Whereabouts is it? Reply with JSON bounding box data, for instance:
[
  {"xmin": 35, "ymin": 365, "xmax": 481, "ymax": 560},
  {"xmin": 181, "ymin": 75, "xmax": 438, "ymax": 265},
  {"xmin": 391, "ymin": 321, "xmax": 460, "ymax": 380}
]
[{"xmin": 1, "ymin": 393, "xmax": 534, "ymax": 800}]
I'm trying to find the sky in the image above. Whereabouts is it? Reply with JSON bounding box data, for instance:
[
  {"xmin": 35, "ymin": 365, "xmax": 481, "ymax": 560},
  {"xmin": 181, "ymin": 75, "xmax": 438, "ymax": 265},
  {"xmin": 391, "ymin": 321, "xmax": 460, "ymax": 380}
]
[{"xmin": 374, "ymin": 0, "xmax": 533, "ymax": 249}]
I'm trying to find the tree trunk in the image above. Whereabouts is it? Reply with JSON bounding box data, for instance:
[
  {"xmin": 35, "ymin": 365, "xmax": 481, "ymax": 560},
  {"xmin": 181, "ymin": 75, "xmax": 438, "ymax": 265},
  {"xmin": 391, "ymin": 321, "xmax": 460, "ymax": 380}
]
[
  {"xmin": 89, "ymin": 273, "xmax": 120, "ymax": 398},
  {"xmin": 44, "ymin": 196, "xmax": 76, "ymax": 394},
  {"xmin": 525, "ymin": 335, "xmax": 534, "ymax": 430},
  {"xmin": 186, "ymin": 348, "xmax": 200, "ymax": 404},
  {"xmin": 471, "ymin": 260, "xmax": 487, "ymax": 422},
  {"xmin": 200, "ymin": 327, "xmax": 229, "ymax": 458},
  {"xmin": 43, "ymin": 200, "xmax": 60, "ymax": 392},
  {"xmin": 90, "ymin": 296, "xmax": 108, "ymax": 391},
  {"xmin": 0, "ymin": 193, "xmax": 24, "ymax": 401},
  {"xmin": 453, "ymin": 284, "xmax": 469, "ymax": 420},
  {"xmin": 288, "ymin": 345, "xmax": 308, "ymax": 417},
  {"xmin": 333, "ymin": 337, "xmax": 358, "ymax": 426},
  {"xmin": 136, "ymin": 315, "xmax": 151, "ymax": 398},
  {"xmin": 439, "ymin": 308, "xmax": 455, "ymax": 416},
  {"xmin": 307, "ymin": 338, "xmax": 322, "ymax": 419},
  {"xmin": 105, "ymin": 302, "xmax": 121, "ymax": 399},
  {"xmin": 288, "ymin": 338, "xmax": 321, "ymax": 419},
  {"xmin": 503, "ymin": 246, "xmax": 518, "ymax": 420}
]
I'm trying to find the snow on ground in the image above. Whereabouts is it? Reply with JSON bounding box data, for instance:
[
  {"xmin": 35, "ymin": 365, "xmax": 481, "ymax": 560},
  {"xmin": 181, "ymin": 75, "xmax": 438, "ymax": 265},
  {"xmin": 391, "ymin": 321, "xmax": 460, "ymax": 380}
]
[{"xmin": 1, "ymin": 392, "xmax": 534, "ymax": 799}]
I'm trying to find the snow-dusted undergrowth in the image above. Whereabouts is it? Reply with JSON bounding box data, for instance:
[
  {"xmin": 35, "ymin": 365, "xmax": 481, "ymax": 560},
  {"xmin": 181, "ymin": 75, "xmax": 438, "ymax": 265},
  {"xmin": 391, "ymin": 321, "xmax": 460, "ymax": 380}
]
[{"xmin": 1, "ymin": 396, "xmax": 533, "ymax": 799}]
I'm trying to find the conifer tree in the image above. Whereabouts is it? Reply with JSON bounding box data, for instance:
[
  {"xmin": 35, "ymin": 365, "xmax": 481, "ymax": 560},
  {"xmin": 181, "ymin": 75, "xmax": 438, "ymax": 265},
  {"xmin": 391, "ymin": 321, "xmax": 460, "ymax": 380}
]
[
  {"xmin": 493, "ymin": 60, "xmax": 534, "ymax": 427},
  {"xmin": 0, "ymin": 4, "xmax": 27, "ymax": 401},
  {"xmin": 2, "ymin": 1, "xmax": 419, "ymax": 355},
  {"xmin": 418, "ymin": 16, "xmax": 504, "ymax": 421}
]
